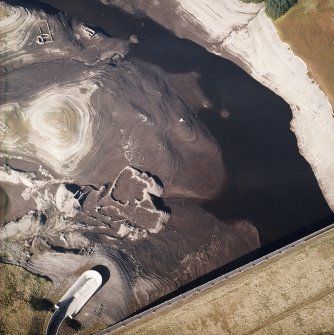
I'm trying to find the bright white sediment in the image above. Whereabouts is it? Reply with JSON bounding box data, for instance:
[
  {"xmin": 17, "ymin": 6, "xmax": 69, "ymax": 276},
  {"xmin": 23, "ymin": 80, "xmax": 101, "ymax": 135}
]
[
  {"xmin": 55, "ymin": 184, "xmax": 81, "ymax": 218},
  {"xmin": 0, "ymin": 2, "xmax": 36, "ymax": 66},
  {"xmin": 0, "ymin": 79, "xmax": 99, "ymax": 176},
  {"xmin": 176, "ymin": 0, "xmax": 264, "ymax": 42}
]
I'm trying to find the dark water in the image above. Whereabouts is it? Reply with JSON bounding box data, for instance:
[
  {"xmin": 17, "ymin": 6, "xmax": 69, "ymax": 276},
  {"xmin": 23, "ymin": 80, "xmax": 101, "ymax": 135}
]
[{"xmin": 6, "ymin": 0, "xmax": 332, "ymax": 245}]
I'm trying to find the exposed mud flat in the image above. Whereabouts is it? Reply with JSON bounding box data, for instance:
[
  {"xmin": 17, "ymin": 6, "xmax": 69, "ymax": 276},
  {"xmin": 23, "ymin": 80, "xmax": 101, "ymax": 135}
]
[
  {"xmin": 100, "ymin": 0, "xmax": 334, "ymax": 211},
  {"xmin": 0, "ymin": 2, "xmax": 260, "ymax": 326}
]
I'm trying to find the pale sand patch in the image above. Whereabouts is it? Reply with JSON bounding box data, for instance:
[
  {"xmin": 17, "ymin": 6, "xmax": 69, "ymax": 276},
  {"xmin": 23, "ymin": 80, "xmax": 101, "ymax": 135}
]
[{"xmin": 175, "ymin": 0, "xmax": 264, "ymax": 42}]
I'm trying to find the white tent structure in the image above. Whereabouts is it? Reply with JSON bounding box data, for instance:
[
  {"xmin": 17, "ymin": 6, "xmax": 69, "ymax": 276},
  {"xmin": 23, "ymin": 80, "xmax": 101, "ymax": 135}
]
[
  {"xmin": 55, "ymin": 270, "xmax": 103, "ymax": 318},
  {"xmin": 46, "ymin": 270, "xmax": 103, "ymax": 335}
]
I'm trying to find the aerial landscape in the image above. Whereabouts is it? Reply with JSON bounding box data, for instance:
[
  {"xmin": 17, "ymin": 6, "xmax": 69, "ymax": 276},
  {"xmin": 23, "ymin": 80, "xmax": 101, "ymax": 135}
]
[{"xmin": 0, "ymin": 0, "xmax": 333, "ymax": 334}]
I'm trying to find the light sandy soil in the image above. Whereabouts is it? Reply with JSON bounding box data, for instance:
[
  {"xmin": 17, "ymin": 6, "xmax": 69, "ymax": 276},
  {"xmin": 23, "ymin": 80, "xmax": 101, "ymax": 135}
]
[
  {"xmin": 102, "ymin": 0, "xmax": 334, "ymax": 210},
  {"xmin": 109, "ymin": 228, "xmax": 334, "ymax": 335}
]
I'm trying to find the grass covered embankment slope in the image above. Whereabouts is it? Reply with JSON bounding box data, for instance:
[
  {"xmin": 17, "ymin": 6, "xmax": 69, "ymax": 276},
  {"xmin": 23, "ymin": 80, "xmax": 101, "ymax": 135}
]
[
  {"xmin": 275, "ymin": 0, "xmax": 334, "ymax": 108},
  {"xmin": 109, "ymin": 228, "xmax": 334, "ymax": 335},
  {"xmin": 0, "ymin": 263, "xmax": 52, "ymax": 335},
  {"xmin": 241, "ymin": 0, "xmax": 297, "ymax": 19}
]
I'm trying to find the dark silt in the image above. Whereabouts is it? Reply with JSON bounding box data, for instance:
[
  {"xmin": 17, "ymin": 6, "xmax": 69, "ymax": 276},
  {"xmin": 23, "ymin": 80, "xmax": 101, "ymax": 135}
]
[{"xmin": 13, "ymin": 0, "xmax": 332, "ymax": 245}]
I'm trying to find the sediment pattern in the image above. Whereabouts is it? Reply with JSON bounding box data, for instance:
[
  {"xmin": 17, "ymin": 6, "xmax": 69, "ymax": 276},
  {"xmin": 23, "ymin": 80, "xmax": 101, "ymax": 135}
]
[
  {"xmin": 0, "ymin": 79, "xmax": 98, "ymax": 175},
  {"xmin": 100, "ymin": 0, "xmax": 334, "ymax": 210},
  {"xmin": 0, "ymin": 3, "xmax": 37, "ymax": 66},
  {"xmin": 0, "ymin": 1, "xmax": 128, "ymax": 71},
  {"xmin": 0, "ymin": 2, "xmax": 260, "ymax": 326}
]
